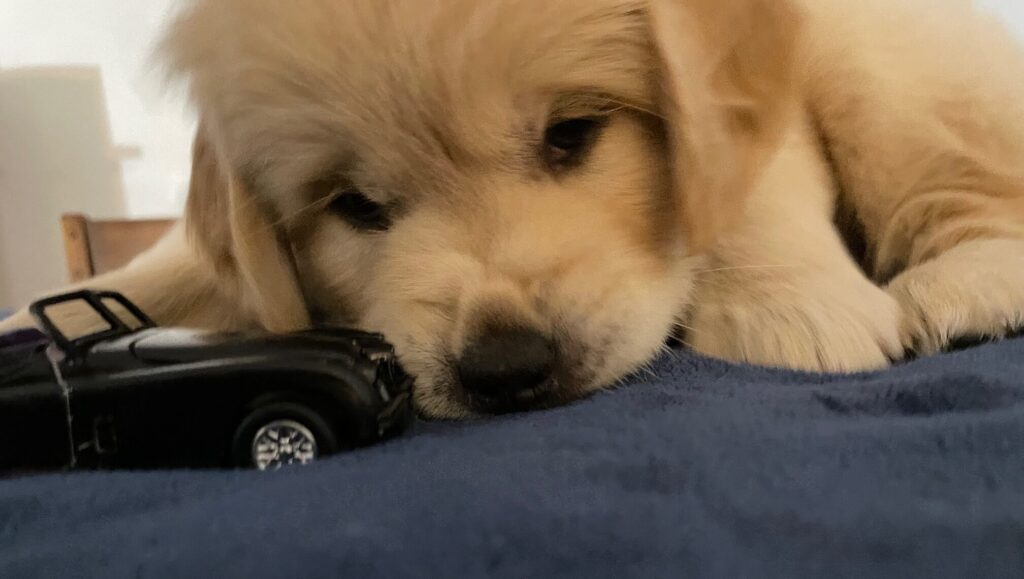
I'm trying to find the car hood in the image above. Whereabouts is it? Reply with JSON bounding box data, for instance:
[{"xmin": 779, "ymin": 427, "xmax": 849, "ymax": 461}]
[{"xmin": 126, "ymin": 328, "xmax": 396, "ymax": 366}]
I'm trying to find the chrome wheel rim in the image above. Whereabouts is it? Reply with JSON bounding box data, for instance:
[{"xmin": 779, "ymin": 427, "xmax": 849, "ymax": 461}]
[{"xmin": 252, "ymin": 420, "xmax": 318, "ymax": 470}]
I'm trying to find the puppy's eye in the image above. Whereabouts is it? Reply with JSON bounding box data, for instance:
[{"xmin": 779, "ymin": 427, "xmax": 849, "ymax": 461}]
[
  {"xmin": 543, "ymin": 117, "xmax": 604, "ymax": 170},
  {"xmin": 328, "ymin": 189, "xmax": 391, "ymax": 232}
]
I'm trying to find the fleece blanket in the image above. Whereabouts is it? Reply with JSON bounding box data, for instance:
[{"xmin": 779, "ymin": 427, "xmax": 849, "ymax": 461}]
[{"xmin": 1, "ymin": 340, "xmax": 1023, "ymax": 578}]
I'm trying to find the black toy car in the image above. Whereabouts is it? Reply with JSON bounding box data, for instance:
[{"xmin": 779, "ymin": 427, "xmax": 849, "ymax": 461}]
[{"xmin": 0, "ymin": 290, "xmax": 413, "ymax": 471}]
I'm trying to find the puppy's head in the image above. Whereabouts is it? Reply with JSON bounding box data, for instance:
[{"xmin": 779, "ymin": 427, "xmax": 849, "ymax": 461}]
[{"xmin": 164, "ymin": 0, "xmax": 799, "ymax": 418}]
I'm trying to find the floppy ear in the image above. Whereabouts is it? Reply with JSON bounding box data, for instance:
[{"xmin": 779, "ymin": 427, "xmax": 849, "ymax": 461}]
[
  {"xmin": 186, "ymin": 123, "xmax": 311, "ymax": 332},
  {"xmin": 648, "ymin": 0, "xmax": 802, "ymax": 252}
]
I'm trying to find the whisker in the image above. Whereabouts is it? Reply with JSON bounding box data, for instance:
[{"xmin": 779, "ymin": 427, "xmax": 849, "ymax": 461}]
[
  {"xmin": 695, "ymin": 264, "xmax": 801, "ymax": 275},
  {"xmin": 674, "ymin": 337, "xmax": 696, "ymax": 350},
  {"xmin": 597, "ymin": 97, "xmax": 665, "ymax": 120},
  {"xmin": 270, "ymin": 196, "xmax": 334, "ymax": 229},
  {"xmin": 673, "ymin": 321, "xmax": 699, "ymax": 333}
]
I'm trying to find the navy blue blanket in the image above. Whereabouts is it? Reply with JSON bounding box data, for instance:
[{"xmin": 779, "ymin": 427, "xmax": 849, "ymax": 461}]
[{"xmin": 2, "ymin": 342, "xmax": 1023, "ymax": 578}]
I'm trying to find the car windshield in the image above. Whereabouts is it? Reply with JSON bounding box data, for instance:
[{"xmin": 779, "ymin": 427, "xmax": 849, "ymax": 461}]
[
  {"xmin": 100, "ymin": 297, "xmax": 148, "ymax": 330},
  {"xmin": 31, "ymin": 291, "xmax": 156, "ymax": 348},
  {"xmin": 42, "ymin": 300, "xmax": 118, "ymax": 342}
]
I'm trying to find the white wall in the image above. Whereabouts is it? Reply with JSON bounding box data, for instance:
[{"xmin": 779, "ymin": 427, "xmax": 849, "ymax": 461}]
[
  {"xmin": 0, "ymin": 0, "xmax": 1022, "ymax": 308},
  {"xmin": 0, "ymin": 0, "xmax": 195, "ymax": 218},
  {"xmin": 0, "ymin": 67, "xmax": 130, "ymax": 305},
  {"xmin": 0, "ymin": 0, "xmax": 194, "ymax": 307},
  {"xmin": 979, "ymin": 0, "xmax": 1024, "ymax": 33}
]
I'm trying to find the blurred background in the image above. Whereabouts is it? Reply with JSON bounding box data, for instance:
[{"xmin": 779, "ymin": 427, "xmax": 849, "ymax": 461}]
[{"xmin": 0, "ymin": 0, "xmax": 1022, "ymax": 310}]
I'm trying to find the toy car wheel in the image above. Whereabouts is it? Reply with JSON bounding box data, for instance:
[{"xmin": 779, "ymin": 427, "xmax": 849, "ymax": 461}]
[{"xmin": 232, "ymin": 402, "xmax": 339, "ymax": 470}]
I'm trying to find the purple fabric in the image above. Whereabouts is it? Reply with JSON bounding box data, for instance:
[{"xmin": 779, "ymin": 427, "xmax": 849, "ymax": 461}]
[{"xmin": 0, "ymin": 328, "xmax": 47, "ymax": 351}]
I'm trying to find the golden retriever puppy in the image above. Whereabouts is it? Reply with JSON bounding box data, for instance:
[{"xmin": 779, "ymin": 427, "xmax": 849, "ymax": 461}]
[{"xmin": 4, "ymin": 0, "xmax": 1024, "ymax": 419}]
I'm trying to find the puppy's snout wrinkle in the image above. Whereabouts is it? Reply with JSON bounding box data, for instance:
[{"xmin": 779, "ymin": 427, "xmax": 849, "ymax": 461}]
[{"xmin": 458, "ymin": 325, "xmax": 555, "ymax": 405}]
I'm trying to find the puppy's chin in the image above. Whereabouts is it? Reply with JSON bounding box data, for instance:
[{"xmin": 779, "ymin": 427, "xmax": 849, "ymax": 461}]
[
  {"xmin": 413, "ymin": 365, "xmax": 591, "ymax": 419},
  {"xmin": 409, "ymin": 372, "xmax": 589, "ymax": 420},
  {"xmin": 405, "ymin": 334, "xmax": 663, "ymax": 420}
]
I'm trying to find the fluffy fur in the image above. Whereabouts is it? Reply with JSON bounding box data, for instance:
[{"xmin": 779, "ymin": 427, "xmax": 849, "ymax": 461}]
[{"xmin": 5, "ymin": 0, "xmax": 1024, "ymax": 418}]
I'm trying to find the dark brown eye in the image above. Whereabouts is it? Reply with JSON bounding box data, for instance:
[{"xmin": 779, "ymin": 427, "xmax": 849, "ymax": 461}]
[
  {"xmin": 329, "ymin": 189, "xmax": 391, "ymax": 232},
  {"xmin": 543, "ymin": 117, "xmax": 604, "ymax": 169}
]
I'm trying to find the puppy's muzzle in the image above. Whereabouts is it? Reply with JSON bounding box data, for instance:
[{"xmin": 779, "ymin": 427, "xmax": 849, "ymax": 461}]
[{"xmin": 458, "ymin": 324, "xmax": 556, "ymax": 413}]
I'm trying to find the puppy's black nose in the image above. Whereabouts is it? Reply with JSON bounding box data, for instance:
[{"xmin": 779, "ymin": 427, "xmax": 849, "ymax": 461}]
[{"xmin": 458, "ymin": 326, "xmax": 555, "ymax": 400}]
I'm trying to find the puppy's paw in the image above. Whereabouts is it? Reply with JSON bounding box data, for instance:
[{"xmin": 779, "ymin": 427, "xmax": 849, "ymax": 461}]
[
  {"xmin": 887, "ymin": 239, "xmax": 1024, "ymax": 356},
  {"xmin": 688, "ymin": 270, "xmax": 904, "ymax": 373}
]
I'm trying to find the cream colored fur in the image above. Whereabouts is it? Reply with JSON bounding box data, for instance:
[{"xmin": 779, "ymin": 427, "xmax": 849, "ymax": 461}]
[
  {"xmin": 693, "ymin": 0, "xmax": 1024, "ymax": 370},
  {"xmin": 4, "ymin": 0, "xmax": 1024, "ymax": 418}
]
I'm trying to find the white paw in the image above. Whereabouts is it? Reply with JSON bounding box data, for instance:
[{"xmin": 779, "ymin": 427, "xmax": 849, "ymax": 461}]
[
  {"xmin": 886, "ymin": 239, "xmax": 1024, "ymax": 355},
  {"xmin": 688, "ymin": 269, "xmax": 904, "ymax": 373}
]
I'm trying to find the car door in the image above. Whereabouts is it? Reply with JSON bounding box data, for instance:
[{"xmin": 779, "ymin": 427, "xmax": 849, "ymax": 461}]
[
  {"xmin": 65, "ymin": 362, "xmax": 239, "ymax": 470},
  {"xmin": 0, "ymin": 337, "xmax": 74, "ymax": 470}
]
